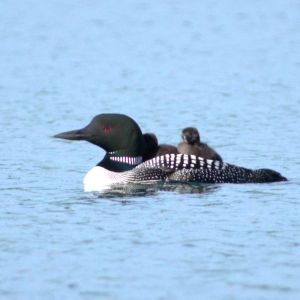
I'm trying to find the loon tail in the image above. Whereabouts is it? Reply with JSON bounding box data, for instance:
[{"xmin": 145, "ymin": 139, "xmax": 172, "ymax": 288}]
[{"xmin": 253, "ymin": 168, "xmax": 287, "ymax": 183}]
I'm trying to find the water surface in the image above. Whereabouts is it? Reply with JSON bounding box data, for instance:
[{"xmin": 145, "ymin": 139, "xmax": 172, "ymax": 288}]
[{"xmin": 1, "ymin": 0, "xmax": 300, "ymax": 299}]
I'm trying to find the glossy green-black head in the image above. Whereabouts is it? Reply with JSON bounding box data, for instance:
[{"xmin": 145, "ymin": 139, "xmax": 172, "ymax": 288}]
[{"xmin": 54, "ymin": 113, "xmax": 146, "ymax": 156}]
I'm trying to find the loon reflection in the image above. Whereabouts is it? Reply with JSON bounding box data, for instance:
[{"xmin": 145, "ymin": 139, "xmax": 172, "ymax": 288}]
[{"xmin": 93, "ymin": 182, "xmax": 220, "ymax": 198}]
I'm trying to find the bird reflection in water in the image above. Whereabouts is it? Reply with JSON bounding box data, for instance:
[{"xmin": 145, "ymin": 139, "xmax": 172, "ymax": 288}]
[{"xmin": 94, "ymin": 181, "xmax": 220, "ymax": 199}]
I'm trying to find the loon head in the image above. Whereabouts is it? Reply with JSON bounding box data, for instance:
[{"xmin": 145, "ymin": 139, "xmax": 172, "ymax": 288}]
[
  {"xmin": 181, "ymin": 127, "xmax": 200, "ymax": 145},
  {"xmin": 143, "ymin": 133, "xmax": 159, "ymax": 161},
  {"xmin": 54, "ymin": 114, "xmax": 147, "ymax": 171}
]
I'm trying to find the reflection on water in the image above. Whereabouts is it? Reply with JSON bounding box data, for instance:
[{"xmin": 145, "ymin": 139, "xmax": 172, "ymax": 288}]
[{"xmin": 94, "ymin": 182, "xmax": 220, "ymax": 198}]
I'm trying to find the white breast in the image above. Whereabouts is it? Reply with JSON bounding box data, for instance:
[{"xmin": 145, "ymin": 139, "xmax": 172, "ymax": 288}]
[{"xmin": 83, "ymin": 166, "xmax": 128, "ymax": 192}]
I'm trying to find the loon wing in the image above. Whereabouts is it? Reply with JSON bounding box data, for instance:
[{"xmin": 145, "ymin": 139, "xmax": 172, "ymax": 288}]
[{"xmin": 128, "ymin": 154, "xmax": 286, "ymax": 184}]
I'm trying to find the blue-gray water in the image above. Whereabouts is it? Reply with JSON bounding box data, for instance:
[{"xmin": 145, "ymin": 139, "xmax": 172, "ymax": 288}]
[{"xmin": 1, "ymin": 0, "xmax": 300, "ymax": 299}]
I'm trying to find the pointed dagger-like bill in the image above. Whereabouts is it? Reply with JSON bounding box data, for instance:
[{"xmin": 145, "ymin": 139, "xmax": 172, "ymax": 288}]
[{"xmin": 53, "ymin": 128, "xmax": 90, "ymax": 141}]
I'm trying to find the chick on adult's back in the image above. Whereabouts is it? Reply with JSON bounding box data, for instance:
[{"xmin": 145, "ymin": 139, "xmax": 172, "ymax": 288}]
[
  {"xmin": 143, "ymin": 133, "xmax": 178, "ymax": 161},
  {"xmin": 177, "ymin": 127, "xmax": 223, "ymax": 162}
]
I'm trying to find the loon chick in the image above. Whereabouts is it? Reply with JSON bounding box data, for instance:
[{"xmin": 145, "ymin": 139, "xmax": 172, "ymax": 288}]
[
  {"xmin": 54, "ymin": 114, "xmax": 287, "ymax": 191},
  {"xmin": 178, "ymin": 127, "xmax": 223, "ymax": 162},
  {"xmin": 143, "ymin": 133, "xmax": 178, "ymax": 161}
]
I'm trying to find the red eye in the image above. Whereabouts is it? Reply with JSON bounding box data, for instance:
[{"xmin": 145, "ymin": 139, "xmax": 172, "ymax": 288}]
[{"xmin": 103, "ymin": 126, "xmax": 111, "ymax": 134}]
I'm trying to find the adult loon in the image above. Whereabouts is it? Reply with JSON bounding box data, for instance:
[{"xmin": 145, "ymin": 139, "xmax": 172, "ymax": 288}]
[
  {"xmin": 54, "ymin": 113, "xmax": 287, "ymax": 191},
  {"xmin": 143, "ymin": 132, "xmax": 178, "ymax": 161},
  {"xmin": 178, "ymin": 127, "xmax": 223, "ymax": 162}
]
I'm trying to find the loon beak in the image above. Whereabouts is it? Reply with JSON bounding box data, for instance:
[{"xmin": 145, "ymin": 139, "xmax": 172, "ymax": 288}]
[{"xmin": 54, "ymin": 128, "xmax": 90, "ymax": 141}]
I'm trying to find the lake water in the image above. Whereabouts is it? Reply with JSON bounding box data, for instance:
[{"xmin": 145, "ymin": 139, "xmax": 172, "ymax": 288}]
[{"xmin": 1, "ymin": 0, "xmax": 300, "ymax": 299}]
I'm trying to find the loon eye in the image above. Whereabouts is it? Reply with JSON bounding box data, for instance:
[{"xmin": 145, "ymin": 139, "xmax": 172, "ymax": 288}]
[{"xmin": 103, "ymin": 126, "xmax": 112, "ymax": 134}]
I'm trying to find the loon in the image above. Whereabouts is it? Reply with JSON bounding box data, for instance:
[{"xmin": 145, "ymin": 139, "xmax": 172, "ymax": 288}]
[
  {"xmin": 54, "ymin": 113, "xmax": 287, "ymax": 191},
  {"xmin": 178, "ymin": 127, "xmax": 223, "ymax": 162},
  {"xmin": 143, "ymin": 132, "xmax": 178, "ymax": 161}
]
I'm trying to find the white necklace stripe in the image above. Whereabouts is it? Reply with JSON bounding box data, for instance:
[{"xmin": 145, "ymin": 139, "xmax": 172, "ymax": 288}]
[{"xmin": 110, "ymin": 156, "xmax": 143, "ymax": 165}]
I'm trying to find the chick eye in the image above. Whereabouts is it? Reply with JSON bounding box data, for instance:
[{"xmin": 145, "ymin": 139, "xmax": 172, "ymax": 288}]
[{"xmin": 103, "ymin": 126, "xmax": 112, "ymax": 134}]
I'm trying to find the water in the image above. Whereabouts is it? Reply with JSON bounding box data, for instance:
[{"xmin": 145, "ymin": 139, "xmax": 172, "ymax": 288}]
[{"xmin": 1, "ymin": 0, "xmax": 300, "ymax": 299}]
